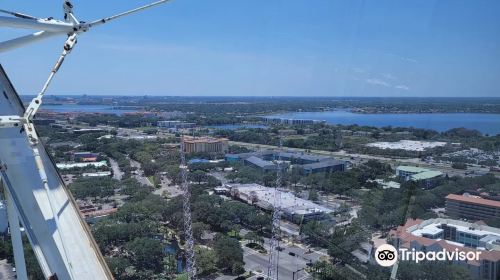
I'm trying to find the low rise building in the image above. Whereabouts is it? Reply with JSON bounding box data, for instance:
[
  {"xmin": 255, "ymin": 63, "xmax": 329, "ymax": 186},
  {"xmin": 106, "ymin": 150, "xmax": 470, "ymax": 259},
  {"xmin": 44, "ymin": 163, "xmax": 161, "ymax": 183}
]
[
  {"xmin": 243, "ymin": 156, "xmax": 277, "ymax": 172},
  {"xmin": 73, "ymin": 128, "xmax": 105, "ymax": 135},
  {"xmin": 82, "ymin": 171, "xmax": 112, "ymax": 177},
  {"xmin": 78, "ymin": 201, "xmax": 117, "ymax": 221},
  {"xmin": 446, "ymin": 194, "xmax": 500, "ymax": 222},
  {"xmin": 264, "ymin": 117, "xmax": 324, "ymax": 126},
  {"xmin": 367, "ymin": 140, "xmax": 447, "ymax": 151},
  {"xmin": 353, "ymin": 131, "xmax": 373, "ymax": 137},
  {"xmin": 396, "ymin": 166, "xmax": 444, "ymax": 188},
  {"xmin": 226, "ymin": 183, "xmax": 335, "ymax": 223},
  {"xmin": 72, "ymin": 152, "xmax": 98, "ymax": 162},
  {"xmin": 390, "ymin": 218, "xmax": 500, "ymax": 280},
  {"xmin": 56, "ymin": 161, "xmax": 108, "ymax": 170},
  {"xmin": 226, "ymin": 150, "xmax": 346, "ymax": 174},
  {"xmin": 157, "ymin": 120, "xmax": 196, "ymax": 130},
  {"xmin": 300, "ymin": 159, "xmax": 346, "ymax": 175}
]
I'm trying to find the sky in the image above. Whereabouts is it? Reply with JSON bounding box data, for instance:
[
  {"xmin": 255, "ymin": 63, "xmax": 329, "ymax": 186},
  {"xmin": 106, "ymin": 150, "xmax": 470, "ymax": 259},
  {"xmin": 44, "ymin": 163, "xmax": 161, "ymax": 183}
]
[{"xmin": 0, "ymin": 0, "xmax": 499, "ymax": 97}]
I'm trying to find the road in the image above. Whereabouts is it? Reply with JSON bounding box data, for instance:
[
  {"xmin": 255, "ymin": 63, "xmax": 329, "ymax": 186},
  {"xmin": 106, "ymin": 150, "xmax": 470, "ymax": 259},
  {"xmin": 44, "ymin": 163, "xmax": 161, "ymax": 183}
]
[
  {"xmin": 242, "ymin": 237, "xmax": 322, "ymax": 280},
  {"xmin": 109, "ymin": 158, "xmax": 124, "ymax": 180},
  {"xmin": 228, "ymin": 141, "xmax": 495, "ymax": 178},
  {"xmin": 153, "ymin": 175, "xmax": 183, "ymax": 197},
  {"xmin": 130, "ymin": 159, "xmax": 154, "ymax": 187}
]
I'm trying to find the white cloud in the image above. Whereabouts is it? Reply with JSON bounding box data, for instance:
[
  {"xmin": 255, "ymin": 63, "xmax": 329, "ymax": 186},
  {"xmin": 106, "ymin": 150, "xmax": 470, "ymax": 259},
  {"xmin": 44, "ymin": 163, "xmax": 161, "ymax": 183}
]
[
  {"xmin": 382, "ymin": 73, "xmax": 396, "ymax": 80},
  {"xmin": 352, "ymin": 67, "xmax": 365, "ymax": 74},
  {"xmin": 365, "ymin": 78, "xmax": 391, "ymax": 88},
  {"xmin": 394, "ymin": 85, "xmax": 410, "ymax": 91}
]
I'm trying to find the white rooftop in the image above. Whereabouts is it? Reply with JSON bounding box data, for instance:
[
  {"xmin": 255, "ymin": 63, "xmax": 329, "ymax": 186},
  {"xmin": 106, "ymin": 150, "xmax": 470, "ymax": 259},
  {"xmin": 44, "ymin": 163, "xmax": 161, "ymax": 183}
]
[
  {"xmin": 367, "ymin": 140, "xmax": 447, "ymax": 151},
  {"xmin": 56, "ymin": 161, "xmax": 108, "ymax": 170},
  {"xmin": 408, "ymin": 218, "xmax": 500, "ymax": 250},
  {"xmin": 228, "ymin": 183, "xmax": 335, "ymax": 215}
]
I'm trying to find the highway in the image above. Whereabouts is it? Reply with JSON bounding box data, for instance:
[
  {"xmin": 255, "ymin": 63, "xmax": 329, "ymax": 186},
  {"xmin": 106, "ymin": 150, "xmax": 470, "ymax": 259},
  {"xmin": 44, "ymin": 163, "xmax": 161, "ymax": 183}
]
[{"xmin": 228, "ymin": 141, "xmax": 495, "ymax": 178}]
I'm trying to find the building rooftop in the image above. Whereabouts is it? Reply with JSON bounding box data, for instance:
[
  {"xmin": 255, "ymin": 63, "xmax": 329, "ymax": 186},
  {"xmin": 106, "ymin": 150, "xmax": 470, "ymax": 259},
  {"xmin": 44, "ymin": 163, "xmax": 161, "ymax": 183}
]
[
  {"xmin": 82, "ymin": 171, "xmax": 112, "ymax": 177},
  {"xmin": 183, "ymin": 136, "xmax": 228, "ymax": 143},
  {"xmin": 446, "ymin": 194, "xmax": 500, "ymax": 208},
  {"xmin": 367, "ymin": 140, "xmax": 447, "ymax": 151},
  {"xmin": 228, "ymin": 183, "xmax": 335, "ymax": 215},
  {"xmin": 277, "ymin": 151, "xmax": 330, "ymax": 162},
  {"xmin": 301, "ymin": 159, "xmax": 345, "ymax": 170},
  {"xmin": 397, "ymin": 166, "xmax": 430, "ymax": 173},
  {"xmin": 244, "ymin": 156, "xmax": 276, "ymax": 169},
  {"xmin": 411, "ymin": 170, "xmax": 443, "ymax": 180},
  {"xmin": 56, "ymin": 161, "xmax": 108, "ymax": 170},
  {"xmin": 406, "ymin": 218, "xmax": 500, "ymax": 250},
  {"xmin": 391, "ymin": 218, "xmax": 500, "ymax": 263}
]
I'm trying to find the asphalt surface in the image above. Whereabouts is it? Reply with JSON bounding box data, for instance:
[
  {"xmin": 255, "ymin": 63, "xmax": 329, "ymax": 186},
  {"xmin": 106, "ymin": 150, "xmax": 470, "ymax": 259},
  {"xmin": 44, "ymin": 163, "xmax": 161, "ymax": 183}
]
[
  {"xmin": 242, "ymin": 237, "xmax": 322, "ymax": 280},
  {"xmin": 109, "ymin": 158, "xmax": 124, "ymax": 180},
  {"xmin": 130, "ymin": 159, "xmax": 154, "ymax": 187}
]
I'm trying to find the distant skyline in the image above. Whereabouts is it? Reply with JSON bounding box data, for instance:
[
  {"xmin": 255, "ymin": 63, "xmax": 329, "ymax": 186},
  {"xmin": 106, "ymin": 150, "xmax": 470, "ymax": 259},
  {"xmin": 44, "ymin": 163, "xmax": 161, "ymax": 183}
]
[{"xmin": 1, "ymin": 0, "xmax": 500, "ymax": 97}]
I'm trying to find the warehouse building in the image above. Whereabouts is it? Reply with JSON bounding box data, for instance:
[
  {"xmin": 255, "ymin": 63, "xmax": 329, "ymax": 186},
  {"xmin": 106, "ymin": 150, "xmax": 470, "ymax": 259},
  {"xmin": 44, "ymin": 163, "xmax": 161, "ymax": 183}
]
[
  {"xmin": 56, "ymin": 161, "xmax": 108, "ymax": 170},
  {"xmin": 226, "ymin": 183, "xmax": 335, "ymax": 223},
  {"xmin": 301, "ymin": 159, "xmax": 346, "ymax": 174},
  {"xmin": 243, "ymin": 156, "xmax": 278, "ymax": 172},
  {"xmin": 226, "ymin": 150, "xmax": 347, "ymax": 174}
]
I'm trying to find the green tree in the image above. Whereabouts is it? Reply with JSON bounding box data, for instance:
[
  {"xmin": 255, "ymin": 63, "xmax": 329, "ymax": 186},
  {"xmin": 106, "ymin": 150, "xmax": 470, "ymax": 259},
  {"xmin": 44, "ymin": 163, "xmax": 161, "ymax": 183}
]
[
  {"xmin": 213, "ymin": 234, "xmax": 244, "ymax": 274},
  {"xmin": 125, "ymin": 237, "xmax": 164, "ymax": 272},
  {"xmin": 106, "ymin": 257, "xmax": 131, "ymax": 278},
  {"xmin": 308, "ymin": 189, "xmax": 319, "ymax": 201},
  {"xmin": 195, "ymin": 247, "xmax": 218, "ymax": 276},
  {"xmin": 397, "ymin": 261, "xmax": 471, "ymax": 280}
]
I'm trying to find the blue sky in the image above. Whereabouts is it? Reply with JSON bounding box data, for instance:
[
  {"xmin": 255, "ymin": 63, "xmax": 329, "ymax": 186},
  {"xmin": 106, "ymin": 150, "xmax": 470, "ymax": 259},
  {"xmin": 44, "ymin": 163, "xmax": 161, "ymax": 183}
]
[{"xmin": 1, "ymin": 0, "xmax": 499, "ymax": 97}]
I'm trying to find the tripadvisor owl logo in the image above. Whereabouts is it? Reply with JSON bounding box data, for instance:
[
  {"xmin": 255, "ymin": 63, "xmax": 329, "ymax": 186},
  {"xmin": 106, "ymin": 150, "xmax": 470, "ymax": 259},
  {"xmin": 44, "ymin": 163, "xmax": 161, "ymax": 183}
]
[
  {"xmin": 375, "ymin": 244, "xmax": 398, "ymax": 267},
  {"xmin": 374, "ymin": 243, "xmax": 482, "ymax": 267}
]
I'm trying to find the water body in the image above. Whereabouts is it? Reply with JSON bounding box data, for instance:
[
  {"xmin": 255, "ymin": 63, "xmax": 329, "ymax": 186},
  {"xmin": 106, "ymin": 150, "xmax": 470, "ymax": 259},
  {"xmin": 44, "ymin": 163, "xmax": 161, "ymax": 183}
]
[
  {"xmin": 41, "ymin": 104, "xmax": 136, "ymax": 115},
  {"xmin": 266, "ymin": 111, "xmax": 500, "ymax": 135},
  {"xmin": 164, "ymin": 240, "xmax": 184, "ymax": 273}
]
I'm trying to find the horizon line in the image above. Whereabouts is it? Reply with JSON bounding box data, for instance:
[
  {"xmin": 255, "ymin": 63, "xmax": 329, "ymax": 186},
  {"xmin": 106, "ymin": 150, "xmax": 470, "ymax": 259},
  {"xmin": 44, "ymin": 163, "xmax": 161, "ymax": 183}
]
[{"xmin": 19, "ymin": 94, "xmax": 500, "ymax": 99}]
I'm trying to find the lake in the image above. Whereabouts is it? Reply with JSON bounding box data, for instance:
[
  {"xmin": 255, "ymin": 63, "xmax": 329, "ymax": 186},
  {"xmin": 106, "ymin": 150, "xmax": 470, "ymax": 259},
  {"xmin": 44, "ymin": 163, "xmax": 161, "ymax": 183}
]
[
  {"xmin": 41, "ymin": 104, "xmax": 137, "ymax": 115},
  {"xmin": 266, "ymin": 111, "xmax": 500, "ymax": 135}
]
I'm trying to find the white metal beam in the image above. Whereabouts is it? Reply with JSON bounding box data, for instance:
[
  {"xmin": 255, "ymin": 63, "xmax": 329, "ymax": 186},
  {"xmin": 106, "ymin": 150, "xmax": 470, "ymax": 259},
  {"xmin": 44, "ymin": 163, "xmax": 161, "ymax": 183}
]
[
  {"xmin": 0, "ymin": 16, "xmax": 73, "ymax": 33},
  {"xmin": 5, "ymin": 182, "xmax": 28, "ymax": 280},
  {"xmin": 0, "ymin": 31, "xmax": 62, "ymax": 54}
]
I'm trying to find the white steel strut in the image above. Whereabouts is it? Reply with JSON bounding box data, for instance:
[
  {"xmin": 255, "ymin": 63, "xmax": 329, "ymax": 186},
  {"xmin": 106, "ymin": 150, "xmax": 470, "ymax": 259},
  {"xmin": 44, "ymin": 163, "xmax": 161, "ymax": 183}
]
[
  {"xmin": 0, "ymin": 1, "xmax": 172, "ymax": 279},
  {"xmin": 0, "ymin": 0, "xmax": 171, "ymax": 53}
]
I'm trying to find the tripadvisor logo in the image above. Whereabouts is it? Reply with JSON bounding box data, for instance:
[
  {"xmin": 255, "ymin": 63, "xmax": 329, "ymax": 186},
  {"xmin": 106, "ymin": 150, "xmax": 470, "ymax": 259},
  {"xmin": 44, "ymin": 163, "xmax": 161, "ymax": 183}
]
[
  {"xmin": 374, "ymin": 243, "xmax": 482, "ymax": 267},
  {"xmin": 375, "ymin": 244, "xmax": 398, "ymax": 267}
]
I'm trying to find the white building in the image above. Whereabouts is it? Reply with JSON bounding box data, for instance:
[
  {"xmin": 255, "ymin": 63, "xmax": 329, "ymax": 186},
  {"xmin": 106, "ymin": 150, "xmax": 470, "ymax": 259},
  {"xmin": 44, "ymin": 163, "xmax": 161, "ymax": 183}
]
[
  {"xmin": 226, "ymin": 183, "xmax": 335, "ymax": 222},
  {"xmin": 391, "ymin": 218, "xmax": 500, "ymax": 280}
]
